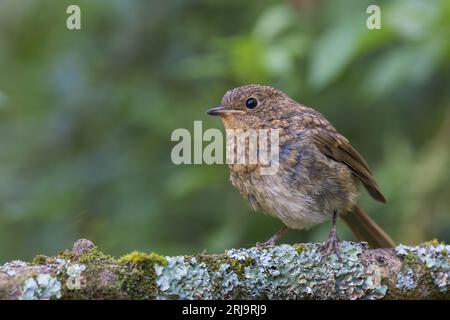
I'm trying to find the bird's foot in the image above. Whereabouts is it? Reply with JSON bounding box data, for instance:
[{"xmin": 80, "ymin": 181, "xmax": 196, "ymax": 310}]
[
  {"xmin": 256, "ymin": 237, "xmax": 277, "ymax": 248},
  {"xmin": 255, "ymin": 226, "xmax": 289, "ymax": 248},
  {"xmin": 321, "ymin": 227, "xmax": 341, "ymax": 259}
]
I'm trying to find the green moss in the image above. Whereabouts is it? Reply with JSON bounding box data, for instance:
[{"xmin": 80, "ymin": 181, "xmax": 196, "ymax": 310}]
[
  {"xmin": 118, "ymin": 251, "xmax": 150, "ymax": 264},
  {"xmin": 116, "ymin": 250, "xmax": 167, "ymax": 298},
  {"xmin": 229, "ymin": 257, "xmax": 256, "ymax": 277},
  {"xmin": 148, "ymin": 253, "xmax": 168, "ymax": 266},
  {"xmin": 293, "ymin": 243, "xmax": 306, "ymax": 254},
  {"xmin": 32, "ymin": 254, "xmax": 49, "ymax": 265},
  {"xmin": 77, "ymin": 248, "xmax": 113, "ymax": 265},
  {"xmin": 115, "ymin": 264, "xmax": 158, "ymax": 299},
  {"xmin": 424, "ymin": 239, "xmax": 442, "ymax": 247},
  {"xmin": 189, "ymin": 253, "xmax": 255, "ymax": 279},
  {"xmin": 57, "ymin": 246, "xmax": 113, "ymax": 265},
  {"xmin": 117, "ymin": 251, "xmax": 168, "ymax": 267},
  {"xmin": 402, "ymin": 251, "xmax": 419, "ymax": 269},
  {"xmin": 190, "ymin": 254, "xmax": 223, "ymax": 273}
]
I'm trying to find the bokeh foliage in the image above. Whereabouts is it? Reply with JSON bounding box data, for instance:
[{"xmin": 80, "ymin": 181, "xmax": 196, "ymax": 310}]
[{"xmin": 0, "ymin": 0, "xmax": 449, "ymax": 263}]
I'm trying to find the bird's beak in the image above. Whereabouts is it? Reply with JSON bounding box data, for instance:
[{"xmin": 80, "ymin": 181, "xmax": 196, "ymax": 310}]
[{"xmin": 206, "ymin": 106, "xmax": 245, "ymax": 116}]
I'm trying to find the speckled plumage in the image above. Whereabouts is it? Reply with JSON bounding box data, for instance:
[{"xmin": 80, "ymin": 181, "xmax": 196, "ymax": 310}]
[{"xmin": 208, "ymin": 84, "xmax": 393, "ymax": 248}]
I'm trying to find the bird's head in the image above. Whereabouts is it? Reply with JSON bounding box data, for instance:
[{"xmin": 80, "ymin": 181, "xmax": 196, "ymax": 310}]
[{"xmin": 207, "ymin": 84, "xmax": 294, "ymax": 129}]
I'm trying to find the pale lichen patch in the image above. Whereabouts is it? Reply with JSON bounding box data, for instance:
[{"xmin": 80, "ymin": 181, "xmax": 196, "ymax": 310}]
[
  {"xmin": 66, "ymin": 264, "xmax": 86, "ymax": 278},
  {"xmin": 155, "ymin": 256, "xmax": 212, "ymax": 299},
  {"xmin": 166, "ymin": 242, "xmax": 390, "ymax": 299},
  {"xmin": 20, "ymin": 274, "xmax": 62, "ymax": 300},
  {"xmin": 395, "ymin": 243, "xmax": 450, "ymax": 293}
]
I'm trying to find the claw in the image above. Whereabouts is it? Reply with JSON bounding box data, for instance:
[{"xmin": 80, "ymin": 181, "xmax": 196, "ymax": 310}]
[
  {"xmin": 256, "ymin": 238, "xmax": 276, "ymax": 247},
  {"xmin": 321, "ymin": 232, "xmax": 341, "ymax": 259},
  {"xmin": 255, "ymin": 225, "xmax": 288, "ymax": 248},
  {"xmin": 321, "ymin": 210, "xmax": 341, "ymax": 259}
]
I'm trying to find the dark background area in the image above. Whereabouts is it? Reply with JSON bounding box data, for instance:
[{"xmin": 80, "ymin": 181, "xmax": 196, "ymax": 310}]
[{"xmin": 0, "ymin": 0, "xmax": 449, "ymax": 263}]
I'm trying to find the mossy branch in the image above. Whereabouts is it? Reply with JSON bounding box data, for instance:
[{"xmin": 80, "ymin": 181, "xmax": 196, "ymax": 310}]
[{"xmin": 0, "ymin": 239, "xmax": 448, "ymax": 300}]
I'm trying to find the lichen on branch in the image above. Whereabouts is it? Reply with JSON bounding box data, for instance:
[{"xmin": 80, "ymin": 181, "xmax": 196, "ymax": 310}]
[{"xmin": 0, "ymin": 239, "xmax": 448, "ymax": 300}]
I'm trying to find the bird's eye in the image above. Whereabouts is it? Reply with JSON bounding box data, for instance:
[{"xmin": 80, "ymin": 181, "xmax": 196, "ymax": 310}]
[{"xmin": 245, "ymin": 97, "xmax": 258, "ymax": 109}]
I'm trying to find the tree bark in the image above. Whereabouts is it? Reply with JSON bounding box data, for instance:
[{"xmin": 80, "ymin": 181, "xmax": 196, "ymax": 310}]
[{"xmin": 0, "ymin": 239, "xmax": 448, "ymax": 299}]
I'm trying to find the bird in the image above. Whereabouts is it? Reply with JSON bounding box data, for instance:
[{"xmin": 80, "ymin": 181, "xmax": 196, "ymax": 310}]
[{"xmin": 206, "ymin": 84, "xmax": 394, "ymax": 255}]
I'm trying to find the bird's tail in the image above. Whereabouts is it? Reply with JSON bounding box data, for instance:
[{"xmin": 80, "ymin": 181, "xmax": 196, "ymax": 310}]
[{"xmin": 341, "ymin": 205, "xmax": 395, "ymax": 248}]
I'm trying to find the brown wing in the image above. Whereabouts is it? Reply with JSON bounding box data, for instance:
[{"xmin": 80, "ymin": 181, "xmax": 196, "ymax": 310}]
[{"xmin": 312, "ymin": 130, "xmax": 386, "ymax": 203}]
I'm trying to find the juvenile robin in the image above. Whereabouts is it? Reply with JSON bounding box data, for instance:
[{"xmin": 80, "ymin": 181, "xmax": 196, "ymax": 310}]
[{"xmin": 207, "ymin": 84, "xmax": 394, "ymax": 254}]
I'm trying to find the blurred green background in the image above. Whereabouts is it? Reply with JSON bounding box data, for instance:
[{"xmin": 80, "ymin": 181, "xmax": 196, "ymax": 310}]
[{"xmin": 0, "ymin": 0, "xmax": 449, "ymax": 263}]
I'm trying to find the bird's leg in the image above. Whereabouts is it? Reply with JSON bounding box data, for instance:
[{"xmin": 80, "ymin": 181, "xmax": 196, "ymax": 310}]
[
  {"xmin": 256, "ymin": 225, "xmax": 289, "ymax": 247},
  {"xmin": 322, "ymin": 210, "xmax": 341, "ymax": 258}
]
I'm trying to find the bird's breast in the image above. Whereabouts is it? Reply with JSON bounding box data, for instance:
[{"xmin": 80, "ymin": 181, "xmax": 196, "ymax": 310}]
[{"xmin": 229, "ymin": 140, "xmax": 358, "ymax": 230}]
